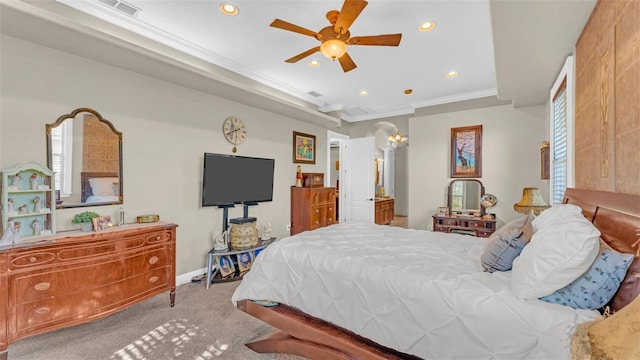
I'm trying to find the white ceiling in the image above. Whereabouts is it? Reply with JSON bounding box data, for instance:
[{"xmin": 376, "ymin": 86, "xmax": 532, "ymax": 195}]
[{"xmin": 1, "ymin": 0, "xmax": 596, "ymax": 124}]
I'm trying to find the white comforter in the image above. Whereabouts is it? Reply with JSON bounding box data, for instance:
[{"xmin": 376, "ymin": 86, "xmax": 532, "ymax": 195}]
[{"xmin": 232, "ymin": 223, "xmax": 599, "ymax": 359}]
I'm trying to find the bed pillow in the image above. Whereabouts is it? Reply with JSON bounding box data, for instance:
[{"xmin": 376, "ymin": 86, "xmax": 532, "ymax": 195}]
[
  {"xmin": 481, "ymin": 215, "xmax": 533, "ymax": 272},
  {"xmin": 532, "ymin": 203, "xmax": 583, "ymax": 232},
  {"xmin": 511, "ymin": 210, "xmax": 601, "ymax": 300},
  {"xmin": 540, "ymin": 241, "xmax": 634, "ymax": 309},
  {"xmin": 89, "ymin": 177, "xmax": 119, "ymax": 196}
]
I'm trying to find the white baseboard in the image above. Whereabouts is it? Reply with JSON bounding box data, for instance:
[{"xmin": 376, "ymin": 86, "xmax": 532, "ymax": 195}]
[{"xmin": 176, "ymin": 267, "xmax": 207, "ymax": 286}]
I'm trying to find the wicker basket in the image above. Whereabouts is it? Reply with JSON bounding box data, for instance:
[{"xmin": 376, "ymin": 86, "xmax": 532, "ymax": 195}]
[{"xmin": 229, "ymin": 222, "xmax": 259, "ymax": 250}]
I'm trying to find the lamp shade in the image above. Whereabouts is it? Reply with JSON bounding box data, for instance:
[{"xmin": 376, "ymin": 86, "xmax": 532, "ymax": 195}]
[{"xmin": 514, "ymin": 187, "xmax": 550, "ymax": 215}]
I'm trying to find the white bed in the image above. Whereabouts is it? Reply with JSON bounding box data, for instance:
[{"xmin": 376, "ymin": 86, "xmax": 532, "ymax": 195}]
[{"xmin": 232, "ymin": 222, "xmax": 599, "ymax": 359}]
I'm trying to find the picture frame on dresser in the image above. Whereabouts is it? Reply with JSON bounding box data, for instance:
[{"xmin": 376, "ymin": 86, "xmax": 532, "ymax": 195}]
[
  {"xmin": 450, "ymin": 125, "xmax": 482, "ymax": 178},
  {"xmin": 292, "ymin": 131, "xmax": 316, "ymax": 164}
]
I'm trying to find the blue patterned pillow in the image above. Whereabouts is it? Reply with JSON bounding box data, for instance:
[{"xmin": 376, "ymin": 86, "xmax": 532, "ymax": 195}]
[
  {"xmin": 481, "ymin": 215, "xmax": 532, "ymax": 272},
  {"xmin": 539, "ymin": 245, "xmax": 634, "ymax": 309}
]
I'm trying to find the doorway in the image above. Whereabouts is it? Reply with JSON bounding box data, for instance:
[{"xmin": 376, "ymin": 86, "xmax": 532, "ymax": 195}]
[{"xmin": 327, "ymin": 130, "xmax": 348, "ymax": 222}]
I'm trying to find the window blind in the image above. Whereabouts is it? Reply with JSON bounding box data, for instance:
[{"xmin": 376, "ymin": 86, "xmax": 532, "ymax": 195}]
[{"xmin": 552, "ymin": 82, "xmax": 567, "ymax": 205}]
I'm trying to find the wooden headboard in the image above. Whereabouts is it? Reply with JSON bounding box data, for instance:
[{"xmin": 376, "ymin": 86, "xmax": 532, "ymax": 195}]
[
  {"xmin": 563, "ymin": 188, "xmax": 640, "ymax": 311},
  {"xmin": 80, "ymin": 172, "xmax": 119, "ymax": 203}
]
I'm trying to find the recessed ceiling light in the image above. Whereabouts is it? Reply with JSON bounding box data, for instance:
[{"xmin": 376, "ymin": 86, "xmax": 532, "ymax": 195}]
[
  {"xmin": 404, "ymin": 89, "xmax": 413, "ymax": 95},
  {"xmin": 308, "ymin": 60, "xmax": 321, "ymax": 67},
  {"xmin": 360, "ymin": 90, "xmax": 368, "ymax": 96},
  {"xmin": 220, "ymin": 3, "xmax": 238, "ymax": 16},
  {"xmin": 446, "ymin": 71, "xmax": 459, "ymax": 78},
  {"xmin": 418, "ymin": 21, "xmax": 436, "ymax": 32}
]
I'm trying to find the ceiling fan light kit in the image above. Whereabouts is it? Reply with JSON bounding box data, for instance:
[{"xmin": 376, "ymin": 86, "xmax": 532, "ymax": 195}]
[{"xmin": 270, "ymin": 0, "xmax": 402, "ymax": 72}]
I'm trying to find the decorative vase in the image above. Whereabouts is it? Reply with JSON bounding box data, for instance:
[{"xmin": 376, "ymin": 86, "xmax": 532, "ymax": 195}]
[{"xmin": 80, "ymin": 222, "xmax": 93, "ymax": 232}]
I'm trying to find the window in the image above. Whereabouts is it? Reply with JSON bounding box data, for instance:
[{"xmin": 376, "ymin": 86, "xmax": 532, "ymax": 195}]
[
  {"xmin": 549, "ymin": 56, "xmax": 574, "ymax": 205},
  {"xmin": 51, "ymin": 121, "xmax": 73, "ymax": 197}
]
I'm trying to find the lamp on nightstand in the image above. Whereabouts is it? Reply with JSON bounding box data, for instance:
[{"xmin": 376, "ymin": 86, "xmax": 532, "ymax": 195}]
[{"xmin": 514, "ymin": 187, "xmax": 550, "ymax": 216}]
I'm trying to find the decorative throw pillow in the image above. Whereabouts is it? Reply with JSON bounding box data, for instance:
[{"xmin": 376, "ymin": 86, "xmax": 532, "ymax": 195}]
[
  {"xmin": 480, "ymin": 215, "xmax": 532, "ymax": 272},
  {"xmin": 89, "ymin": 177, "xmax": 119, "ymax": 196},
  {"xmin": 532, "ymin": 204, "xmax": 583, "ymax": 232},
  {"xmin": 540, "ymin": 241, "xmax": 634, "ymax": 309},
  {"xmin": 511, "ymin": 209, "xmax": 601, "ymax": 300},
  {"xmin": 584, "ymin": 293, "xmax": 640, "ymax": 359}
]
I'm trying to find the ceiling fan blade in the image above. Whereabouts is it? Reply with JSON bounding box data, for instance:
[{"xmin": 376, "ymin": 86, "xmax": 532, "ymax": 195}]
[
  {"xmin": 348, "ymin": 34, "xmax": 402, "ymax": 46},
  {"xmin": 270, "ymin": 19, "xmax": 319, "ymax": 38},
  {"xmin": 334, "ymin": 0, "xmax": 368, "ymax": 34},
  {"xmin": 338, "ymin": 52, "xmax": 357, "ymax": 72},
  {"xmin": 285, "ymin": 47, "xmax": 321, "ymax": 63}
]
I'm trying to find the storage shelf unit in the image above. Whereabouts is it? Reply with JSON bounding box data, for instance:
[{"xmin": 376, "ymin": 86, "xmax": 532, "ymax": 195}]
[{"xmin": 1, "ymin": 162, "xmax": 56, "ymax": 244}]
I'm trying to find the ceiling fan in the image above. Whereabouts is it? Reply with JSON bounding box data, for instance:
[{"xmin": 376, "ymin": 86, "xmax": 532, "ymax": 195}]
[{"xmin": 269, "ymin": 0, "xmax": 402, "ymax": 73}]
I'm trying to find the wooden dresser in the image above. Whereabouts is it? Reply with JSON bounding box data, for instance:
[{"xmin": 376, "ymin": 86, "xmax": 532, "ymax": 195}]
[
  {"xmin": 432, "ymin": 214, "xmax": 496, "ymax": 237},
  {"xmin": 290, "ymin": 187, "xmax": 336, "ymax": 236},
  {"xmin": 0, "ymin": 222, "xmax": 177, "ymax": 355},
  {"xmin": 374, "ymin": 198, "xmax": 394, "ymax": 225}
]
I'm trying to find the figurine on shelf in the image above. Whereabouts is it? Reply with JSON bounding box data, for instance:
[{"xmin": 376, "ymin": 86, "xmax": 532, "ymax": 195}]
[
  {"xmin": 7, "ymin": 198, "xmax": 15, "ymax": 215},
  {"xmin": 31, "ymin": 219, "xmax": 42, "ymax": 236},
  {"xmin": 0, "ymin": 220, "xmax": 21, "ymax": 246},
  {"xmin": 213, "ymin": 229, "xmax": 229, "ymax": 252},
  {"xmin": 33, "ymin": 196, "xmax": 42, "ymax": 213},
  {"xmin": 10, "ymin": 173, "xmax": 21, "ymax": 188},
  {"xmin": 295, "ymin": 165, "xmax": 303, "ymax": 187},
  {"xmin": 30, "ymin": 173, "xmax": 38, "ymax": 190},
  {"xmin": 17, "ymin": 204, "xmax": 28, "ymax": 214}
]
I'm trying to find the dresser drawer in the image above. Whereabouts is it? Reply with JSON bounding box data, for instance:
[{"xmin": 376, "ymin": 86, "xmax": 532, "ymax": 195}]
[
  {"xmin": 12, "ymin": 247, "xmax": 169, "ymax": 305},
  {"xmin": 145, "ymin": 230, "xmax": 172, "ymax": 245},
  {"xmin": 13, "ymin": 267, "xmax": 170, "ymax": 335},
  {"xmin": 12, "ymin": 259, "xmax": 126, "ymax": 305},
  {"xmin": 124, "ymin": 248, "xmax": 170, "ymax": 277}
]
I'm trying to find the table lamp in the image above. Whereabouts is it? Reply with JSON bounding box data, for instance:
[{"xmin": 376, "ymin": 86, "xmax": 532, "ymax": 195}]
[{"xmin": 514, "ymin": 187, "xmax": 550, "ymax": 216}]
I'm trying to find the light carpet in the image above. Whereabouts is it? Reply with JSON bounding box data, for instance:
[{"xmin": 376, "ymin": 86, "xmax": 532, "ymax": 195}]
[{"xmin": 6, "ymin": 281, "xmax": 307, "ymax": 360}]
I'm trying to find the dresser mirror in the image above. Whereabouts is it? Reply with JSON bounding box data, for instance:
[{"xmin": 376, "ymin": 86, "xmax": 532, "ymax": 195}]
[
  {"xmin": 46, "ymin": 108, "xmax": 123, "ymax": 208},
  {"xmin": 448, "ymin": 179, "xmax": 485, "ymax": 215}
]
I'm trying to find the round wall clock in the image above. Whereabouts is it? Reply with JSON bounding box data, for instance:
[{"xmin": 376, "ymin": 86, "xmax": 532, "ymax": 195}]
[{"xmin": 223, "ymin": 116, "xmax": 246, "ymax": 153}]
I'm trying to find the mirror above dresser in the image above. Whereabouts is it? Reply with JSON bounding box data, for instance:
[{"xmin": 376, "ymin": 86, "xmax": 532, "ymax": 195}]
[
  {"xmin": 448, "ymin": 179, "xmax": 485, "ymax": 215},
  {"xmin": 46, "ymin": 108, "xmax": 123, "ymax": 208}
]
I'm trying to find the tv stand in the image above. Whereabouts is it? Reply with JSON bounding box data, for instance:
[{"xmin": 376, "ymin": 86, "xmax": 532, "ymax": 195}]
[{"xmin": 217, "ymin": 204, "xmax": 235, "ymax": 232}]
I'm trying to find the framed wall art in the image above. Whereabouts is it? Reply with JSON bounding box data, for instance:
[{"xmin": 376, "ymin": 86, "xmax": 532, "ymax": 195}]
[
  {"xmin": 293, "ymin": 131, "xmax": 316, "ymax": 164},
  {"xmin": 450, "ymin": 125, "xmax": 482, "ymax": 178}
]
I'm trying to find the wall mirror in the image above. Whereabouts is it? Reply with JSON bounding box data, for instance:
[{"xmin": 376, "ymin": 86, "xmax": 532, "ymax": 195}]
[
  {"xmin": 448, "ymin": 179, "xmax": 484, "ymax": 215},
  {"xmin": 46, "ymin": 108, "xmax": 123, "ymax": 208}
]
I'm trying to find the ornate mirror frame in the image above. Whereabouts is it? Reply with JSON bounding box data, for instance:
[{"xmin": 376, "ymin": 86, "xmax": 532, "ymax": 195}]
[
  {"xmin": 447, "ymin": 179, "xmax": 485, "ymax": 215},
  {"xmin": 46, "ymin": 107, "xmax": 123, "ymax": 208}
]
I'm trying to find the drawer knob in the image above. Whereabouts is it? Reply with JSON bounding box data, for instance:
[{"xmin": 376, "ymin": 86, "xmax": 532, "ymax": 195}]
[
  {"xmin": 35, "ymin": 307, "xmax": 50, "ymax": 315},
  {"xmin": 148, "ymin": 256, "xmax": 159, "ymax": 265},
  {"xmin": 149, "ymin": 276, "xmax": 159, "ymax": 283},
  {"xmin": 329, "ymin": 207, "xmax": 332, "ymax": 211},
  {"xmin": 156, "ymin": 235, "xmax": 161, "ymax": 241},
  {"xmin": 29, "ymin": 256, "xmax": 37, "ymax": 263},
  {"xmin": 315, "ymin": 221, "xmax": 319, "ymax": 224},
  {"xmin": 315, "ymin": 209, "xmax": 319, "ymax": 213},
  {"xmin": 34, "ymin": 282, "xmax": 51, "ymax": 291}
]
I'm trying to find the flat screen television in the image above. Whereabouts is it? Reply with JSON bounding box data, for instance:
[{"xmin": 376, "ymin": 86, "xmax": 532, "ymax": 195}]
[{"xmin": 202, "ymin": 153, "xmax": 275, "ymax": 207}]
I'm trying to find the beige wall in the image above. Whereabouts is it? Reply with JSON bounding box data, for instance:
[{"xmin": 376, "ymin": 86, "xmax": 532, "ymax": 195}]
[
  {"xmin": 0, "ymin": 35, "xmax": 328, "ymax": 276},
  {"xmin": 575, "ymin": 0, "xmax": 640, "ymax": 194},
  {"xmin": 408, "ymin": 104, "xmax": 548, "ymax": 229}
]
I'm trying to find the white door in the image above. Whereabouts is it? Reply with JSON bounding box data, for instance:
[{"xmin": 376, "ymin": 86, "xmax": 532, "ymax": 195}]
[{"xmin": 345, "ymin": 137, "xmax": 375, "ymax": 223}]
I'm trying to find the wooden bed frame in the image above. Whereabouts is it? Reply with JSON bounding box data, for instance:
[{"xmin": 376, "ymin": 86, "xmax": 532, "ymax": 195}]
[
  {"xmin": 80, "ymin": 172, "xmax": 120, "ymax": 203},
  {"xmin": 237, "ymin": 188, "xmax": 640, "ymax": 359}
]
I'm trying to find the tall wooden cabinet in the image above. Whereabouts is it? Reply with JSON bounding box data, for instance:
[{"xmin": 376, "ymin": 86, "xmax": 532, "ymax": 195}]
[
  {"xmin": 374, "ymin": 198, "xmax": 394, "ymax": 225},
  {"xmin": 0, "ymin": 222, "xmax": 177, "ymax": 355},
  {"xmin": 290, "ymin": 187, "xmax": 336, "ymax": 236}
]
